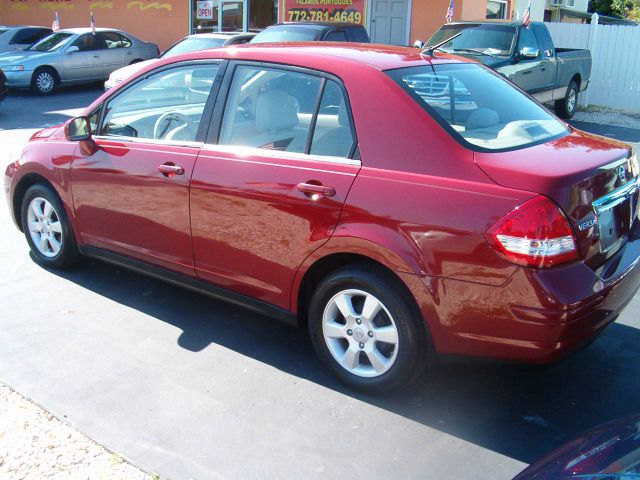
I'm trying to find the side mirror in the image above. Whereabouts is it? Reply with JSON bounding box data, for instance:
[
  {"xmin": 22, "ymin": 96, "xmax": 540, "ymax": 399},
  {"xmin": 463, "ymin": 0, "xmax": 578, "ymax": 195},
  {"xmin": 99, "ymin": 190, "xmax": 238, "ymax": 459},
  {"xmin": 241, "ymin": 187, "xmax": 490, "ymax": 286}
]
[
  {"xmin": 413, "ymin": 40, "xmax": 424, "ymax": 49},
  {"xmin": 65, "ymin": 116, "xmax": 92, "ymax": 142},
  {"xmin": 519, "ymin": 47, "xmax": 539, "ymax": 59},
  {"xmin": 66, "ymin": 45, "xmax": 79, "ymax": 54}
]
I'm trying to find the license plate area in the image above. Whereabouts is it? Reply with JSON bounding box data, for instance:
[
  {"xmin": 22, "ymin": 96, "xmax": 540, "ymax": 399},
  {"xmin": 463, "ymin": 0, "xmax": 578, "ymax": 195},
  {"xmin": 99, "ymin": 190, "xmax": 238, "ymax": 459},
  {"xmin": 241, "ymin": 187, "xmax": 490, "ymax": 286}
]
[{"xmin": 593, "ymin": 179, "xmax": 639, "ymax": 253}]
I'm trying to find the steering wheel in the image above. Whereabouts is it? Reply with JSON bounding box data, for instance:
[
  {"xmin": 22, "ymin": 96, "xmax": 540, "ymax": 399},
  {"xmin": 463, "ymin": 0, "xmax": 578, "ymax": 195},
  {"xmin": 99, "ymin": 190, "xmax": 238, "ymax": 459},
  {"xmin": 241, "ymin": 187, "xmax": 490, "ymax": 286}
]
[{"xmin": 153, "ymin": 112, "xmax": 196, "ymax": 141}]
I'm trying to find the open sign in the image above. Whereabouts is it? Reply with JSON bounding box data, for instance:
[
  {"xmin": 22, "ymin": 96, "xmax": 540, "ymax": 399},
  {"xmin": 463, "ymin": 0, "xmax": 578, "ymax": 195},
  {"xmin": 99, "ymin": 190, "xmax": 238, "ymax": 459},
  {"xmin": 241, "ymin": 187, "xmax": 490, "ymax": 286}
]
[{"xmin": 197, "ymin": 1, "xmax": 214, "ymax": 20}]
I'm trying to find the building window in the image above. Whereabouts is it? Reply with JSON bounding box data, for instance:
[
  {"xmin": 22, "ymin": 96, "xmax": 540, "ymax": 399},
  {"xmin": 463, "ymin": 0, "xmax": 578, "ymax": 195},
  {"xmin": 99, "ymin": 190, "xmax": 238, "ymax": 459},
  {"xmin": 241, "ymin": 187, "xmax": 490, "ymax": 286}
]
[
  {"xmin": 486, "ymin": 0, "xmax": 508, "ymax": 19},
  {"xmin": 567, "ymin": 0, "xmax": 575, "ymax": 6},
  {"xmin": 191, "ymin": 0, "xmax": 276, "ymax": 33}
]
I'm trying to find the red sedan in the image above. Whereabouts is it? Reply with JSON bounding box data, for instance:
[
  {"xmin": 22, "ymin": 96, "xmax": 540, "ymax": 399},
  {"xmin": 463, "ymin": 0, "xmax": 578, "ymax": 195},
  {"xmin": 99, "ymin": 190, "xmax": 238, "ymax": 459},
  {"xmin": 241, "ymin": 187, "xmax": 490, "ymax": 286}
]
[{"xmin": 5, "ymin": 44, "xmax": 640, "ymax": 392}]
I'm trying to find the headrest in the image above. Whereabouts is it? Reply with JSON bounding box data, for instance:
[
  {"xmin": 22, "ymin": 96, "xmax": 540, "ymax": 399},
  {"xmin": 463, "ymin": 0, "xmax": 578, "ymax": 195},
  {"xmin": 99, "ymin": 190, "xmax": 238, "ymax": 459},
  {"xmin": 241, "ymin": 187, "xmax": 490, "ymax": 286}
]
[
  {"xmin": 256, "ymin": 90, "xmax": 299, "ymax": 133},
  {"xmin": 465, "ymin": 108, "xmax": 499, "ymax": 130}
]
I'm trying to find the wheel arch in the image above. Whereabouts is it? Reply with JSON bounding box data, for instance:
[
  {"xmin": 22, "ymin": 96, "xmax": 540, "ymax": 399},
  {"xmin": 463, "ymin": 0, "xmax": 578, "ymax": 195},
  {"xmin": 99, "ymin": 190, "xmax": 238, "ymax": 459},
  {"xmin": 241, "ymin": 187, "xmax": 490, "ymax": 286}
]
[
  {"xmin": 12, "ymin": 173, "xmax": 53, "ymax": 231},
  {"xmin": 32, "ymin": 65, "xmax": 60, "ymax": 82},
  {"xmin": 570, "ymin": 73, "xmax": 581, "ymax": 90}
]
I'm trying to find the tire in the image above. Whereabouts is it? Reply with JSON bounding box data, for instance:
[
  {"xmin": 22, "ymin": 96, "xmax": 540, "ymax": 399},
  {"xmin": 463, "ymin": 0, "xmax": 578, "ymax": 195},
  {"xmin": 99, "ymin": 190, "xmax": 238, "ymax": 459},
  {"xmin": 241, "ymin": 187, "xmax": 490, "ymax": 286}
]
[
  {"xmin": 20, "ymin": 184, "xmax": 79, "ymax": 269},
  {"xmin": 555, "ymin": 80, "xmax": 578, "ymax": 119},
  {"xmin": 308, "ymin": 264, "xmax": 427, "ymax": 392},
  {"xmin": 31, "ymin": 67, "xmax": 58, "ymax": 95}
]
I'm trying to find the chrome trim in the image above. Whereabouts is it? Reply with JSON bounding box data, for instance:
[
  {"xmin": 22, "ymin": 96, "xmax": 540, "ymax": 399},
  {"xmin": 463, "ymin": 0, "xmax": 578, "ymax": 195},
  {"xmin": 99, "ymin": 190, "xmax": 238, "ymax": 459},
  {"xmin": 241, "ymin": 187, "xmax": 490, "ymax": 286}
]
[
  {"xmin": 93, "ymin": 135, "xmax": 203, "ymax": 149},
  {"xmin": 592, "ymin": 177, "xmax": 639, "ymax": 214}
]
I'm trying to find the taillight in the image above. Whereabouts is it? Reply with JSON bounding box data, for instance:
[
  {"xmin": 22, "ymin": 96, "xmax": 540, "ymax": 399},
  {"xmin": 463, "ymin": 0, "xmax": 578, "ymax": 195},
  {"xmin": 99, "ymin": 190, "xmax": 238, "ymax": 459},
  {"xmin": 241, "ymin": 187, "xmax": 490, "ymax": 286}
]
[{"xmin": 485, "ymin": 196, "xmax": 579, "ymax": 268}]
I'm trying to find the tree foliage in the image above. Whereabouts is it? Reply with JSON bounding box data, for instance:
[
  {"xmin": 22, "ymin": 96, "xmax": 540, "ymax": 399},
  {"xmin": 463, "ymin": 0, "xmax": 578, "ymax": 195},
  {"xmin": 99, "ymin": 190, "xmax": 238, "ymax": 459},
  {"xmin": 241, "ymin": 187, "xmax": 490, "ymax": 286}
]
[{"xmin": 589, "ymin": 0, "xmax": 640, "ymax": 19}]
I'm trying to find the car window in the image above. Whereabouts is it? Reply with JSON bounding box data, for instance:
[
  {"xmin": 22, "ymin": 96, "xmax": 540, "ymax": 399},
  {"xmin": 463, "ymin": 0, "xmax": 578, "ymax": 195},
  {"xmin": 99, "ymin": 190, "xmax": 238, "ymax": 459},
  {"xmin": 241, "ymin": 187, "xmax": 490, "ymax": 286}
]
[
  {"xmin": 325, "ymin": 30, "xmax": 348, "ymax": 42},
  {"xmin": 99, "ymin": 64, "xmax": 220, "ymax": 142},
  {"xmin": 218, "ymin": 66, "xmax": 322, "ymax": 153},
  {"xmin": 227, "ymin": 36, "xmax": 252, "ymax": 45},
  {"xmin": 517, "ymin": 27, "xmax": 539, "ymax": 56},
  {"xmin": 119, "ymin": 34, "xmax": 133, "ymax": 48},
  {"xmin": 10, "ymin": 28, "xmax": 51, "ymax": 45},
  {"xmin": 427, "ymin": 24, "xmax": 516, "ymax": 57},
  {"xmin": 532, "ymin": 25, "xmax": 554, "ymax": 57},
  {"xmin": 386, "ymin": 63, "xmax": 568, "ymax": 151},
  {"xmin": 100, "ymin": 31, "xmax": 125, "ymax": 49},
  {"xmin": 251, "ymin": 26, "xmax": 319, "ymax": 43},
  {"xmin": 72, "ymin": 34, "xmax": 101, "ymax": 52},
  {"xmin": 310, "ymin": 80, "xmax": 355, "ymax": 158},
  {"xmin": 163, "ymin": 36, "xmax": 226, "ymax": 57},
  {"xmin": 27, "ymin": 32, "xmax": 73, "ymax": 52}
]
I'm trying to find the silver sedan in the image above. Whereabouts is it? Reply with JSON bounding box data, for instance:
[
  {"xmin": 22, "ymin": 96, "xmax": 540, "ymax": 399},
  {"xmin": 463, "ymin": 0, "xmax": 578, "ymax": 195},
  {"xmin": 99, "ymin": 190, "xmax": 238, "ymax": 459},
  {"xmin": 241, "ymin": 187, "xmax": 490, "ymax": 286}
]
[{"xmin": 0, "ymin": 28, "xmax": 158, "ymax": 95}]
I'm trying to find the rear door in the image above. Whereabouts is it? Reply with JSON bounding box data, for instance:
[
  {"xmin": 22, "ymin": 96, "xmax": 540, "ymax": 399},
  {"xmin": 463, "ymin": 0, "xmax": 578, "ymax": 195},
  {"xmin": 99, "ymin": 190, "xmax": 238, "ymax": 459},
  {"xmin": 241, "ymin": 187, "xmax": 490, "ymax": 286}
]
[
  {"xmin": 98, "ymin": 31, "xmax": 126, "ymax": 76},
  {"xmin": 190, "ymin": 63, "xmax": 360, "ymax": 309}
]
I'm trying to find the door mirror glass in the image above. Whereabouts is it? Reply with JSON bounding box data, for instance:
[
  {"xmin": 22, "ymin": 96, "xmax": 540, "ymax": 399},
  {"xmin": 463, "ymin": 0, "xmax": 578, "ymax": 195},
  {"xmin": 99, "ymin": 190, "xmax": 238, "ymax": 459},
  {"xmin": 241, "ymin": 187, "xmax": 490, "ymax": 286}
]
[
  {"xmin": 413, "ymin": 40, "xmax": 424, "ymax": 49},
  {"xmin": 66, "ymin": 45, "xmax": 79, "ymax": 54},
  {"xmin": 66, "ymin": 116, "xmax": 91, "ymax": 141},
  {"xmin": 520, "ymin": 47, "xmax": 539, "ymax": 59}
]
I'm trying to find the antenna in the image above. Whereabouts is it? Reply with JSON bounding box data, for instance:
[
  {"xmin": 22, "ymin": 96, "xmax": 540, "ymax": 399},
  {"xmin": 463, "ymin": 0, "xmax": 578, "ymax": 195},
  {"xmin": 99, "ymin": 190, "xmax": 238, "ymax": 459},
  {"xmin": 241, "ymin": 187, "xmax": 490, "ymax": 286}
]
[{"xmin": 421, "ymin": 32, "xmax": 462, "ymax": 57}]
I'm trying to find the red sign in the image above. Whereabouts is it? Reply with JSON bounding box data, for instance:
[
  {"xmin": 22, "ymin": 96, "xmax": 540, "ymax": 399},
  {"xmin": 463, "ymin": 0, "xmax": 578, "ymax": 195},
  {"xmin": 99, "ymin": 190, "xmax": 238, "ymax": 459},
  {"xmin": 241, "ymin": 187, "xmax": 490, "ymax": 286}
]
[{"xmin": 279, "ymin": 0, "xmax": 367, "ymax": 26}]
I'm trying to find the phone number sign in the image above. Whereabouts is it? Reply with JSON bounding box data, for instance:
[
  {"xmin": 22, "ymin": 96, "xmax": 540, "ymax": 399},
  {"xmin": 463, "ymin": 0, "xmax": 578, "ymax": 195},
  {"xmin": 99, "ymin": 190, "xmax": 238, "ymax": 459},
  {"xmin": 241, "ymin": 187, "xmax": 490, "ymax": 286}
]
[{"xmin": 279, "ymin": 0, "xmax": 367, "ymax": 25}]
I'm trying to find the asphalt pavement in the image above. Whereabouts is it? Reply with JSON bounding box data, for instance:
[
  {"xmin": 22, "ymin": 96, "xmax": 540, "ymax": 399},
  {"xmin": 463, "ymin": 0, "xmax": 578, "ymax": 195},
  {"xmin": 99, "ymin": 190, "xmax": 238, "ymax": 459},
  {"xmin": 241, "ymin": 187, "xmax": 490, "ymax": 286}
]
[{"xmin": 1, "ymin": 86, "xmax": 640, "ymax": 480}]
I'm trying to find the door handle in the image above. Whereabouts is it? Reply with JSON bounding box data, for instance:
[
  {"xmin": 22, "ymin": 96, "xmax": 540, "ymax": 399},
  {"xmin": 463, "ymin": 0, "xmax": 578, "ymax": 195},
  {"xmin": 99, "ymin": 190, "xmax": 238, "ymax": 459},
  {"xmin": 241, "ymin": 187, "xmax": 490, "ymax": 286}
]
[
  {"xmin": 158, "ymin": 163, "xmax": 185, "ymax": 177},
  {"xmin": 522, "ymin": 70, "xmax": 532, "ymax": 75},
  {"xmin": 93, "ymin": 55, "xmax": 100, "ymax": 58},
  {"xmin": 540, "ymin": 64, "xmax": 546, "ymax": 71},
  {"xmin": 296, "ymin": 182, "xmax": 336, "ymax": 198}
]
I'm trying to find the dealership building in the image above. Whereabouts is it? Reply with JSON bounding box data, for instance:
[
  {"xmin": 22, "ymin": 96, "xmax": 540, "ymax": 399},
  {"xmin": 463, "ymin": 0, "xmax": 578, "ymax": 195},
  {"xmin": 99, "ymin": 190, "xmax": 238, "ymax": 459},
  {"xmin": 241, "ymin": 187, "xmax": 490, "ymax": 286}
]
[{"xmin": 1, "ymin": 0, "xmax": 510, "ymax": 51}]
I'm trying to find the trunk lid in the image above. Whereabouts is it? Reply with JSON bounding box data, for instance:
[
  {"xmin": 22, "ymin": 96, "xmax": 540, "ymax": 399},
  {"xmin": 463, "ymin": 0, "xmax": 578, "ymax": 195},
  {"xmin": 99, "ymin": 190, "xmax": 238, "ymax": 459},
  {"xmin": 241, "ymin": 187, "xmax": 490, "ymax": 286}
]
[{"xmin": 475, "ymin": 128, "xmax": 636, "ymax": 268}]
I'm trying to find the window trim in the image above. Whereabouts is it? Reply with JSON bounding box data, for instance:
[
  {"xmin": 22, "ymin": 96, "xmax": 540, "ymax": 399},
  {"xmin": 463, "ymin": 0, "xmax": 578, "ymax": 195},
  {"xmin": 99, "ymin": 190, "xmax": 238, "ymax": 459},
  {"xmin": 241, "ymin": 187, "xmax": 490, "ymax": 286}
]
[
  {"xmin": 207, "ymin": 60, "xmax": 359, "ymax": 161},
  {"xmin": 93, "ymin": 59, "xmax": 228, "ymax": 146}
]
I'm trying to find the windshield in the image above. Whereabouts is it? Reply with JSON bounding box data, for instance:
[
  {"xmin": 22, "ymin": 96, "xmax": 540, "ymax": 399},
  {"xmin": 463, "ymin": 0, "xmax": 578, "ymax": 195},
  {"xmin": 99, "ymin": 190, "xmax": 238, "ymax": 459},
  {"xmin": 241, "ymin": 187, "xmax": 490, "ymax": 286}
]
[
  {"xmin": 427, "ymin": 24, "xmax": 516, "ymax": 57},
  {"xmin": 163, "ymin": 36, "xmax": 227, "ymax": 57},
  {"xmin": 0, "ymin": 29, "xmax": 8, "ymax": 37},
  {"xmin": 27, "ymin": 32, "xmax": 74, "ymax": 52},
  {"xmin": 251, "ymin": 26, "xmax": 319, "ymax": 43},
  {"xmin": 386, "ymin": 63, "xmax": 568, "ymax": 151}
]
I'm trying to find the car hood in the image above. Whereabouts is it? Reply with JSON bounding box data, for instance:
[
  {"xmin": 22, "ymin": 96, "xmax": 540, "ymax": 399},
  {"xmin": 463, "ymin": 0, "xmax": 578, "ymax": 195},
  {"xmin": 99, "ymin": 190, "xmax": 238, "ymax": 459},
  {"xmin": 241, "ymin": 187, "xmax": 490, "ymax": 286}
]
[
  {"xmin": 109, "ymin": 59, "xmax": 155, "ymax": 81},
  {"xmin": 0, "ymin": 50, "xmax": 54, "ymax": 64},
  {"xmin": 513, "ymin": 414, "xmax": 640, "ymax": 479}
]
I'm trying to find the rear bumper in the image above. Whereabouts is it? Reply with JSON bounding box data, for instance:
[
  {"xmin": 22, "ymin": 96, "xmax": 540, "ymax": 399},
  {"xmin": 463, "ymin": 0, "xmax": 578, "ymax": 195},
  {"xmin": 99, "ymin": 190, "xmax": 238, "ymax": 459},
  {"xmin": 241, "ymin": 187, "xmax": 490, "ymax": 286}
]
[{"xmin": 401, "ymin": 226, "xmax": 640, "ymax": 363}]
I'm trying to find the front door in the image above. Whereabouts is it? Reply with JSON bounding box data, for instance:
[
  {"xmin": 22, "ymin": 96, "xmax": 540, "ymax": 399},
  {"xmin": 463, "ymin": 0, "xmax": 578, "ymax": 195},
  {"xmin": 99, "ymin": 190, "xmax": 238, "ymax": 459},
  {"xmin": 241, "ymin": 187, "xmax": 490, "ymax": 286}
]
[
  {"xmin": 190, "ymin": 63, "xmax": 361, "ymax": 309},
  {"xmin": 512, "ymin": 27, "xmax": 544, "ymax": 93},
  {"xmin": 62, "ymin": 33, "xmax": 104, "ymax": 81},
  {"xmin": 71, "ymin": 62, "xmax": 222, "ymax": 276},
  {"xmin": 370, "ymin": 0, "xmax": 409, "ymax": 45}
]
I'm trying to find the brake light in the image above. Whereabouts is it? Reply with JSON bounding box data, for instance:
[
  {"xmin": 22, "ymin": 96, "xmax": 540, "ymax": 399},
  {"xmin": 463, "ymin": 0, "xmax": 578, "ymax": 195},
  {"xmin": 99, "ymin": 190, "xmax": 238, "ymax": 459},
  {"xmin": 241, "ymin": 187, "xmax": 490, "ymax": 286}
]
[{"xmin": 485, "ymin": 196, "xmax": 579, "ymax": 268}]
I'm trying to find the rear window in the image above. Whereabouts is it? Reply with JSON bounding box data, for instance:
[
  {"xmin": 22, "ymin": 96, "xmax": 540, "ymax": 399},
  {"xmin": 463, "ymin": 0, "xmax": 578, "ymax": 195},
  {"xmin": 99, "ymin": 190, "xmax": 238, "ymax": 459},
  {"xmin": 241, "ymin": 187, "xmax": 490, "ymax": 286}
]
[
  {"xmin": 163, "ymin": 36, "xmax": 226, "ymax": 57},
  {"xmin": 251, "ymin": 26, "xmax": 319, "ymax": 43},
  {"xmin": 386, "ymin": 63, "xmax": 568, "ymax": 152}
]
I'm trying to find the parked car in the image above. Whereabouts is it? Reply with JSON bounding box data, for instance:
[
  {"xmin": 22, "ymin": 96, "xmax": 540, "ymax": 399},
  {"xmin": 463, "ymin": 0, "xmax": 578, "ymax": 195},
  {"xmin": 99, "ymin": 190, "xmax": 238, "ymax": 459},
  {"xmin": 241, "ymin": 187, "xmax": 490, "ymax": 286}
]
[
  {"xmin": 5, "ymin": 44, "xmax": 640, "ymax": 392},
  {"xmin": 0, "ymin": 69, "xmax": 7, "ymax": 106},
  {"xmin": 0, "ymin": 28, "xmax": 158, "ymax": 95},
  {"xmin": 250, "ymin": 22, "xmax": 370, "ymax": 43},
  {"xmin": 0, "ymin": 25, "xmax": 52, "ymax": 53},
  {"xmin": 421, "ymin": 21, "xmax": 592, "ymax": 118},
  {"xmin": 104, "ymin": 31, "xmax": 255, "ymax": 90},
  {"xmin": 514, "ymin": 414, "xmax": 640, "ymax": 479}
]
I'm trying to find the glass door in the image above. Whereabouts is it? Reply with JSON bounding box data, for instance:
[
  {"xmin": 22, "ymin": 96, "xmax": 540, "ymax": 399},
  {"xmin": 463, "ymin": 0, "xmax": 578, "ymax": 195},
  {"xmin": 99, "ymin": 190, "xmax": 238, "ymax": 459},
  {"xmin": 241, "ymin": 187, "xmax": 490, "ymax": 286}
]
[
  {"xmin": 220, "ymin": 0, "xmax": 247, "ymax": 31},
  {"xmin": 192, "ymin": 0, "xmax": 220, "ymax": 33}
]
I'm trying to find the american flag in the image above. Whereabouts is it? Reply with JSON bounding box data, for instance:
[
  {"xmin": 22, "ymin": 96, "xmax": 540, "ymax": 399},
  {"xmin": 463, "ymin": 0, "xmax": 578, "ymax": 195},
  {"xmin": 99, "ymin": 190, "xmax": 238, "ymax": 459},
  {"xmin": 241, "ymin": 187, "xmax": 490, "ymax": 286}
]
[
  {"xmin": 446, "ymin": 0, "xmax": 454, "ymax": 23},
  {"xmin": 52, "ymin": 12, "xmax": 59, "ymax": 32},
  {"xmin": 90, "ymin": 12, "xmax": 96, "ymax": 34},
  {"xmin": 522, "ymin": 0, "xmax": 531, "ymax": 28}
]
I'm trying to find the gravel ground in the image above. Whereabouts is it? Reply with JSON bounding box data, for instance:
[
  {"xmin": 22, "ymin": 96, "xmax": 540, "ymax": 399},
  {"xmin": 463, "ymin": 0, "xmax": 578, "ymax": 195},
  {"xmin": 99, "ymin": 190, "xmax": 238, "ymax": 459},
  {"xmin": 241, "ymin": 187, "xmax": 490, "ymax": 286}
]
[
  {"xmin": 0, "ymin": 383, "xmax": 153, "ymax": 480},
  {"xmin": 574, "ymin": 107, "xmax": 640, "ymax": 129}
]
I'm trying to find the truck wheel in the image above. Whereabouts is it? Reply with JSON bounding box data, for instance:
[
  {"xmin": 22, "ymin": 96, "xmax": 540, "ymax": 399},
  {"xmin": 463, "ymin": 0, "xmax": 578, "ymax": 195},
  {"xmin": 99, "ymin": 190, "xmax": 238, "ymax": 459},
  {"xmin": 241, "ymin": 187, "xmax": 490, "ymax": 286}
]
[
  {"xmin": 308, "ymin": 264, "xmax": 427, "ymax": 392},
  {"xmin": 31, "ymin": 67, "xmax": 58, "ymax": 95},
  {"xmin": 555, "ymin": 81, "xmax": 578, "ymax": 119}
]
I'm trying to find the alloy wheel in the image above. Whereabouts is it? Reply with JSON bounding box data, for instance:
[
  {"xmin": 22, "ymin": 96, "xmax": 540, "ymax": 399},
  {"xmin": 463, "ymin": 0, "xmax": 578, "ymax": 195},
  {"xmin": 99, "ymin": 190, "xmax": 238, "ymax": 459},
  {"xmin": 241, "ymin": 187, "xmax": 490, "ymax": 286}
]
[
  {"xmin": 36, "ymin": 72, "xmax": 55, "ymax": 94},
  {"xmin": 27, "ymin": 197, "xmax": 63, "ymax": 258},
  {"xmin": 322, "ymin": 289, "xmax": 399, "ymax": 378}
]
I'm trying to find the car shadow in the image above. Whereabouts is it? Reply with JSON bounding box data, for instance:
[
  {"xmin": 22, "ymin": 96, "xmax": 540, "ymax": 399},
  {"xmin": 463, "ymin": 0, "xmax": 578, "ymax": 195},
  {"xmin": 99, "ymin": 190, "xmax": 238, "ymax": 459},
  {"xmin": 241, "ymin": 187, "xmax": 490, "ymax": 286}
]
[
  {"xmin": 46, "ymin": 255, "xmax": 640, "ymax": 466},
  {"xmin": 0, "ymin": 83, "xmax": 103, "ymax": 130}
]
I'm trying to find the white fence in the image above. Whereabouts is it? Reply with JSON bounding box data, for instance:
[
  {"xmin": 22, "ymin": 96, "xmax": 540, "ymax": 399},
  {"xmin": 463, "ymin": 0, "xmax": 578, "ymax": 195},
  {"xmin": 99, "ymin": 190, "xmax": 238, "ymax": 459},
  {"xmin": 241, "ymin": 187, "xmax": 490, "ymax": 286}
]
[{"xmin": 546, "ymin": 16, "xmax": 640, "ymax": 111}]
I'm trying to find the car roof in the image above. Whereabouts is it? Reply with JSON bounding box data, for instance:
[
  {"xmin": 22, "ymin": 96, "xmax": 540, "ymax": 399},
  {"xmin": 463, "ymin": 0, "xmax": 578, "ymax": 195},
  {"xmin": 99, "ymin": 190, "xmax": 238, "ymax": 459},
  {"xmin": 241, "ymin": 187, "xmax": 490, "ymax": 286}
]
[
  {"xmin": 0, "ymin": 25, "xmax": 51, "ymax": 30},
  {"xmin": 57, "ymin": 28, "xmax": 123, "ymax": 34},
  {"xmin": 443, "ymin": 20, "xmax": 543, "ymax": 27},
  {"xmin": 269, "ymin": 22, "xmax": 363, "ymax": 30},
  {"xmin": 186, "ymin": 32, "xmax": 256, "ymax": 39},
  {"xmin": 175, "ymin": 43, "xmax": 466, "ymax": 71}
]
